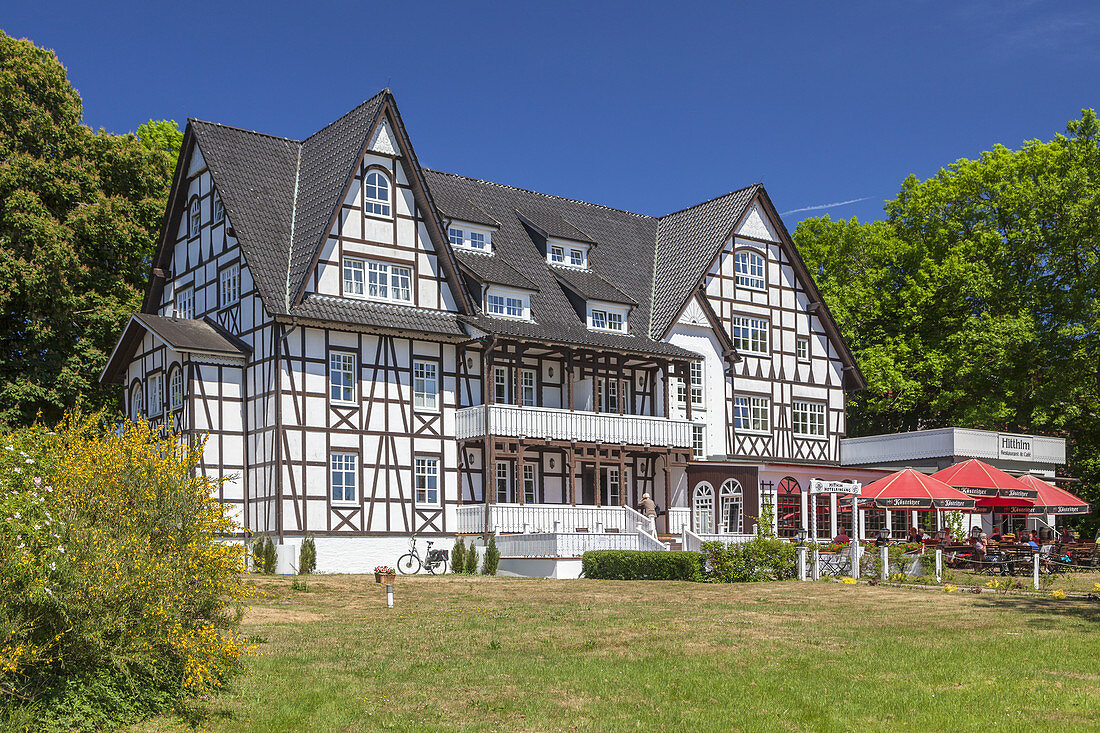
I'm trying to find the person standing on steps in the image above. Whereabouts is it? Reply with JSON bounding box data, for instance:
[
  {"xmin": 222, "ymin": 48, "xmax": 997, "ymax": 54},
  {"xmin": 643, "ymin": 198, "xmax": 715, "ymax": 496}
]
[{"xmin": 637, "ymin": 492, "xmax": 658, "ymax": 530}]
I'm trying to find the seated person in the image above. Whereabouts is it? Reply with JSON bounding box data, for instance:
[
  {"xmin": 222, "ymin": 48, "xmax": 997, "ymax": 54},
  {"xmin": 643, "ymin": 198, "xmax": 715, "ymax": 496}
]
[
  {"xmin": 1025, "ymin": 534, "xmax": 1039, "ymax": 549},
  {"xmin": 973, "ymin": 534, "xmax": 987, "ymax": 561},
  {"xmin": 988, "ymin": 528, "xmax": 1003, "ymax": 542},
  {"xmin": 1059, "ymin": 526, "xmax": 1074, "ymax": 544},
  {"xmin": 832, "ymin": 530, "xmax": 851, "ymax": 545},
  {"xmin": 906, "ymin": 526, "xmax": 921, "ymax": 543}
]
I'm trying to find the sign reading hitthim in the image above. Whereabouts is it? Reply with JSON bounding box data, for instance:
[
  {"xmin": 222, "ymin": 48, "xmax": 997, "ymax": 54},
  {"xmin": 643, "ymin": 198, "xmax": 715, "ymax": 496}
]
[
  {"xmin": 998, "ymin": 434, "xmax": 1033, "ymax": 460},
  {"xmin": 809, "ymin": 479, "xmax": 862, "ymax": 495}
]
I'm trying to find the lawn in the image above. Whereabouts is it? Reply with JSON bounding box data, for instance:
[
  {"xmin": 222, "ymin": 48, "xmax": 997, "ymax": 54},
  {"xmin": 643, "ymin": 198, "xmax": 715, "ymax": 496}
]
[{"xmin": 135, "ymin": 575, "xmax": 1100, "ymax": 733}]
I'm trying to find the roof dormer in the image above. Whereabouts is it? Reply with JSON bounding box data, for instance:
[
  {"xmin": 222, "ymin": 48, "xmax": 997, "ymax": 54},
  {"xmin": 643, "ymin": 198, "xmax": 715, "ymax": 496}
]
[{"xmin": 447, "ymin": 220, "xmax": 496, "ymax": 255}]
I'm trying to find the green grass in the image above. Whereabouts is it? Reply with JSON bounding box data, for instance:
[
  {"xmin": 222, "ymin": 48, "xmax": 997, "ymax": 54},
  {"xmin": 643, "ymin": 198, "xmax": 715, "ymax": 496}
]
[{"xmin": 134, "ymin": 575, "xmax": 1100, "ymax": 732}]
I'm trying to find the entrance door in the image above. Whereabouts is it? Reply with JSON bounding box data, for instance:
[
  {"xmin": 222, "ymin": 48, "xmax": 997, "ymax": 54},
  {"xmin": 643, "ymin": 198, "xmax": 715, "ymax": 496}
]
[{"xmin": 580, "ymin": 466, "xmax": 595, "ymax": 505}]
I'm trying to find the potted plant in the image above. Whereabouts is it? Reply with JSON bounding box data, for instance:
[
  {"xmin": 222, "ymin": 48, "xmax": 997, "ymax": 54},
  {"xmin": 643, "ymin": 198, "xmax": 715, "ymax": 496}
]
[{"xmin": 374, "ymin": 565, "xmax": 396, "ymax": 584}]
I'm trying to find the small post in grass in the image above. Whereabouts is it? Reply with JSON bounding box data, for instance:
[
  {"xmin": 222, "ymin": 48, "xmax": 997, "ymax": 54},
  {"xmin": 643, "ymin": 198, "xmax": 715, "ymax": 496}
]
[
  {"xmin": 1032, "ymin": 552, "xmax": 1040, "ymax": 590},
  {"xmin": 880, "ymin": 545, "xmax": 889, "ymax": 582},
  {"xmin": 386, "ymin": 582, "xmax": 394, "ymax": 609},
  {"xmin": 935, "ymin": 548, "xmax": 943, "ymax": 583},
  {"xmin": 797, "ymin": 546, "xmax": 807, "ymax": 581}
]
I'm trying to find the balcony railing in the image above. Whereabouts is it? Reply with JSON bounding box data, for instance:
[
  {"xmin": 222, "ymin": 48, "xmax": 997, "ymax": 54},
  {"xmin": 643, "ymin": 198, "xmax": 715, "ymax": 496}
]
[
  {"xmin": 457, "ymin": 503, "xmax": 656, "ymax": 536},
  {"xmin": 495, "ymin": 529, "xmax": 668, "ymax": 558},
  {"xmin": 455, "ymin": 404, "xmax": 694, "ymax": 448}
]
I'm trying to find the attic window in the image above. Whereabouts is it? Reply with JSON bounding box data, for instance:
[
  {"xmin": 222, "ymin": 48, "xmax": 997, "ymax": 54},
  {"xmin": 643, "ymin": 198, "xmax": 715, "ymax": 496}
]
[
  {"xmin": 188, "ymin": 198, "xmax": 201, "ymax": 238},
  {"xmin": 485, "ymin": 286, "xmax": 530, "ymax": 321},
  {"xmin": 448, "ymin": 225, "xmax": 492, "ymax": 253},
  {"xmin": 212, "ymin": 191, "xmax": 224, "ymax": 224},
  {"xmin": 587, "ymin": 302, "xmax": 628, "ymax": 333},
  {"xmin": 546, "ymin": 239, "xmax": 589, "ymax": 270},
  {"xmin": 364, "ymin": 170, "xmax": 391, "ymax": 217},
  {"xmin": 735, "ymin": 250, "xmax": 765, "ymax": 291}
]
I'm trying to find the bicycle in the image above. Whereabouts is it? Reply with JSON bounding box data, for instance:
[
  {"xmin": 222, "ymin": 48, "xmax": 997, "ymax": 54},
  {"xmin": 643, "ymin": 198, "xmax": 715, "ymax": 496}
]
[{"xmin": 397, "ymin": 536, "xmax": 448, "ymax": 575}]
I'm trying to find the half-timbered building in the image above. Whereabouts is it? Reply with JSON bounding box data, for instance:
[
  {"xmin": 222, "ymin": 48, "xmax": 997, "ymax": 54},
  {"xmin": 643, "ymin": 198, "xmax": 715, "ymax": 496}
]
[{"xmin": 103, "ymin": 89, "xmax": 878, "ymax": 574}]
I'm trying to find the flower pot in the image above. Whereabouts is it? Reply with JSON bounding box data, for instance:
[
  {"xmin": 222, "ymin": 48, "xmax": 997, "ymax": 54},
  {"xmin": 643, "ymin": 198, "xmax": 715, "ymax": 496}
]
[{"xmin": 375, "ymin": 572, "xmax": 396, "ymax": 585}]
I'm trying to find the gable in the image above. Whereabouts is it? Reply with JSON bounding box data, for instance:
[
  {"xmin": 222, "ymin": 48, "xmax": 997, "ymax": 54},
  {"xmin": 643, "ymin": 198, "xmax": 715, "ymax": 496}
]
[
  {"xmin": 369, "ymin": 119, "xmax": 399, "ymax": 156},
  {"xmin": 736, "ymin": 203, "xmax": 778, "ymax": 241}
]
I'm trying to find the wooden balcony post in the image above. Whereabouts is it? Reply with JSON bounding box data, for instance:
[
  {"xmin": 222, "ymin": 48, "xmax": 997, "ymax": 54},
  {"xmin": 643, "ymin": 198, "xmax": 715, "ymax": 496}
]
[
  {"xmin": 513, "ymin": 347, "xmax": 522, "ymax": 406},
  {"xmin": 457, "ymin": 440, "xmax": 465, "ymax": 506},
  {"xmin": 568, "ymin": 443, "xmax": 577, "ymax": 506},
  {"xmin": 567, "ymin": 353, "xmax": 575, "ymax": 411},
  {"xmin": 663, "ymin": 453, "xmax": 672, "ymax": 536},
  {"xmin": 595, "ymin": 446, "xmax": 602, "ymax": 507},
  {"xmin": 516, "ymin": 439, "xmax": 525, "ymax": 505},
  {"xmin": 683, "ymin": 363, "xmax": 693, "ymax": 421},
  {"xmin": 661, "ymin": 360, "xmax": 670, "ymax": 420},
  {"xmin": 618, "ymin": 448, "xmax": 626, "ymax": 507}
]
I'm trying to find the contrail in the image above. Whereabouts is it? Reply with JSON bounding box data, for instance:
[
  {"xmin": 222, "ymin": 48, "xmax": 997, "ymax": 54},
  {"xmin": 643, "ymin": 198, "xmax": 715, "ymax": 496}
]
[{"xmin": 781, "ymin": 197, "xmax": 870, "ymax": 215}]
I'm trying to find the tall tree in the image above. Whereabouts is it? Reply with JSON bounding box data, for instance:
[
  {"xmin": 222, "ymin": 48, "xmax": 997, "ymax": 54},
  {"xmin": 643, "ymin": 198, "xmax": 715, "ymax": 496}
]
[
  {"xmin": 0, "ymin": 32, "xmax": 179, "ymax": 424},
  {"xmin": 795, "ymin": 111, "xmax": 1100, "ymax": 523}
]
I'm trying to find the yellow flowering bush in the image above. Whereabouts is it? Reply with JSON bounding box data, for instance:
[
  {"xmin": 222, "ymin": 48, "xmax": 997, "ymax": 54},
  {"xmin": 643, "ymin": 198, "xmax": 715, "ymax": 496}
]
[
  {"xmin": 1051, "ymin": 589, "xmax": 1067, "ymax": 599},
  {"xmin": 0, "ymin": 414, "xmax": 250, "ymax": 731}
]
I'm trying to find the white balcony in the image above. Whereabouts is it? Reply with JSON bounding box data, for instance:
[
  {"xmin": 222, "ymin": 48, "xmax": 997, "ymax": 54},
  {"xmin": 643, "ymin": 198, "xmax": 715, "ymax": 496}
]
[
  {"xmin": 495, "ymin": 530, "xmax": 668, "ymax": 558},
  {"xmin": 455, "ymin": 404, "xmax": 694, "ymax": 448},
  {"xmin": 456, "ymin": 502, "xmax": 656, "ymax": 536}
]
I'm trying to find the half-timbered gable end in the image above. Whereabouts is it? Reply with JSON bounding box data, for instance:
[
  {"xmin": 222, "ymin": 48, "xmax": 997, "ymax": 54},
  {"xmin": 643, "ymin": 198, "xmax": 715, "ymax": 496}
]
[{"xmin": 103, "ymin": 88, "xmax": 869, "ymax": 572}]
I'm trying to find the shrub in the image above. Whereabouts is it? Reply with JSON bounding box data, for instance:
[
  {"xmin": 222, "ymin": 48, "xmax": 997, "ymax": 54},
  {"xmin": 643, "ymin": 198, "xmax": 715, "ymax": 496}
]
[
  {"xmin": 465, "ymin": 542, "xmax": 480, "ymax": 574},
  {"xmin": 482, "ymin": 534, "xmax": 500, "ymax": 576},
  {"xmin": 450, "ymin": 537, "xmax": 466, "ymax": 574},
  {"xmin": 701, "ymin": 537, "xmax": 797, "ymax": 583},
  {"xmin": 0, "ymin": 414, "xmax": 250, "ymax": 731},
  {"xmin": 582, "ymin": 550, "xmax": 704, "ymax": 581},
  {"xmin": 298, "ymin": 536, "xmax": 316, "ymax": 575}
]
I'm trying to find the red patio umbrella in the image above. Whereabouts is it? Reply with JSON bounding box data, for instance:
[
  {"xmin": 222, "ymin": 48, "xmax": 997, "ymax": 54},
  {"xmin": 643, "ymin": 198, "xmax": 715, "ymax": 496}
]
[
  {"xmin": 931, "ymin": 459, "xmax": 1036, "ymax": 505},
  {"xmin": 858, "ymin": 468, "xmax": 977, "ymax": 511},
  {"xmin": 1017, "ymin": 475, "xmax": 1091, "ymax": 515}
]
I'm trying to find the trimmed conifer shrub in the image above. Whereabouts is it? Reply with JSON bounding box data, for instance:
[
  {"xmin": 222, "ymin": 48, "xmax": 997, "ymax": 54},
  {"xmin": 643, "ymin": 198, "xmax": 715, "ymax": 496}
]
[
  {"xmin": 451, "ymin": 537, "xmax": 466, "ymax": 574},
  {"xmin": 465, "ymin": 542, "xmax": 480, "ymax": 574},
  {"xmin": 262, "ymin": 537, "xmax": 277, "ymax": 574},
  {"xmin": 482, "ymin": 533, "xmax": 500, "ymax": 575},
  {"xmin": 299, "ymin": 535, "xmax": 317, "ymax": 574}
]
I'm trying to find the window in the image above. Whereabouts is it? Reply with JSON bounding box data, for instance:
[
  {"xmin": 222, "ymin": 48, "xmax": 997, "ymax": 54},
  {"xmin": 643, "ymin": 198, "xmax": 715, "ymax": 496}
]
[
  {"xmin": 607, "ymin": 312, "xmax": 624, "ymax": 332},
  {"xmin": 776, "ymin": 477, "xmax": 802, "ymax": 539},
  {"xmin": 589, "ymin": 307, "xmax": 626, "ymax": 333},
  {"xmin": 212, "ymin": 192, "xmax": 224, "ymax": 224},
  {"xmin": 734, "ymin": 395, "xmax": 770, "ymax": 433},
  {"xmin": 130, "ymin": 382, "xmax": 143, "ymax": 421},
  {"xmin": 732, "ymin": 316, "xmax": 768, "ymax": 355},
  {"xmin": 188, "ymin": 198, "xmax": 200, "ymax": 238},
  {"xmin": 219, "ymin": 264, "xmax": 240, "ymax": 307},
  {"xmin": 413, "ymin": 360, "xmax": 438, "ymax": 410},
  {"xmin": 343, "ymin": 258, "xmax": 365, "ymax": 296},
  {"xmin": 415, "ymin": 457, "xmax": 440, "ymax": 506},
  {"xmin": 495, "ymin": 461, "xmax": 511, "ymax": 503},
  {"xmin": 591, "ymin": 310, "xmax": 607, "ymax": 330},
  {"xmin": 331, "ymin": 453, "xmax": 357, "ymax": 503},
  {"xmin": 175, "ymin": 286, "xmax": 194, "ymax": 320},
  {"xmin": 148, "ymin": 373, "xmax": 164, "ymax": 417},
  {"xmin": 493, "ymin": 366, "xmax": 510, "ymax": 404},
  {"xmin": 449, "ymin": 227, "xmax": 463, "ymax": 246},
  {"xmin": 487, "ymin": 293, "xmax": 524, "ymax": 318},
  {"xmin": 569, "ymin": 248, "xmax": 585, "ymax": 267},
  {"xmin": 549, "ymin": 245, "xmax": 565, "ymax": 264},
  {"xmin": 329, "ymin": 351, "xmax": 356, "ymax": 403},
  {"xmin": 689, "ymin": 361, "xmax": 704, "ymax": 405},
  {"xmin": 796, "ymin": 337, "xmax": 810, "ymax": 363},
  {"xmin": 693, "ymin": 482, "xmax": 715, "ymax": 534},
  {"xmin": 469, "ymin": 231, "xmax": 486, "ymax": 250},
  {"xmin": 523, "ymin": 463, "xmax": 536, "ymax": 504},
  {"xmin": 692, "ymin": 424, "xmax": 705, "ymax": 459},
  {"xmin": 607, "ymin": 468, "xmax": 621, "ymax": 506},
  {"xmin": 364, "ymin": 170, "xmax": 391, "ymax": 216},
  {"xmin": 520, "ymin": 369, "xmax": 536, "ymax": 407},
  {"xmin": 168, "ymin": 367, "xmax": 183, "ymax": 411},
  {"xmin": 449, "ymin": 226, "xmax": 490, "ymax": 251},
  {"xmin": 364, "ymin": 260, "xmax": 411, "ymax": 302},
  {"xmin": 720, "ymin": 479, "xmax": 743, "ymax": 533},
  {"xmin": 598, "ymin": 377, "xmax": 619, "ymax": 413},
  {"xmin": 735, "ymin": 250, "xmax": 766, "ymax": 290},
  {"xmin": 793, "ymin": 401, "xmax": 827, "ymax": 438}
]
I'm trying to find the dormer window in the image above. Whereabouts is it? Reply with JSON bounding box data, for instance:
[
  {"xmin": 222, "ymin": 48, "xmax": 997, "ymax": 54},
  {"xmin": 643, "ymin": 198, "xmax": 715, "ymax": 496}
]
[
  {"xmin": 587, "ymin": 302, "xmax": 628, "ymax": 333},
  {"xmin": 364, "ymin": 170, "xmax": 391, "ymax": 217},
  {"xmin": 546, "ymin": 238, "xmax": 589, "ymax": 269},
  {"xmin": 735, "ymin": 250, "xmax": 766, "ymax": 291},
  {"xmin": 448, "ymin": 224, "xmax": 492, "ymax": 253},
  {"xmin": 569, "ymin": 248, "xmax": 585, "ymax": 267},
  {"xmin": 485, "ymin": 286, "xmax": 531, "ymax": 321},
  {"xmin": 550, "ymin": 246, "xmax": 565, "ymax": 264}
]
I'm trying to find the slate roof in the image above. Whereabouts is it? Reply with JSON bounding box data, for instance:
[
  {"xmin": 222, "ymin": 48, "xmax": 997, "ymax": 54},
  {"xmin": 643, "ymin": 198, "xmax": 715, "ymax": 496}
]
[
  {"xmin": 102, "ymin": 315, "xmax": 249, "ymax": 383},
  {"xmin": 292, "ymin": 295, "xmax": 465, "ymax": 337},
  {"xmin": 552, "ymin": 267, "xmax": 636, "ymax": 306},
  {"xmin": 453, "ymin": 249, "xmax": 537, "ymax": 289}
]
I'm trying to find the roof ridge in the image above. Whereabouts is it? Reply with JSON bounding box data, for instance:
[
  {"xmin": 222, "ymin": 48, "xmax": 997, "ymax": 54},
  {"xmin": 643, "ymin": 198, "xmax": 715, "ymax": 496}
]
[
  {"xmin": 188, "ymin": 118, "xmax": 302, "ymax": 144},
  {"xmin": 302, "ymin": 90, "xmax": 389, "ymax": 144},
  {"xmin": 659, "ymin": 183, "xmax": 761, "ymax": 219},
  {"xmin": 423, "ymin": 168, "xmax": 655, "ymax": 220}
]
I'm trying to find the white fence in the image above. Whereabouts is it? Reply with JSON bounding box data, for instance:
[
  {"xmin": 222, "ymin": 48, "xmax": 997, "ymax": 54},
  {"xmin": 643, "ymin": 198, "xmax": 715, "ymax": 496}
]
[
  {"xmin": 455, "ymin": 404, "xmax": 693, "ymax": 448},
  {"xmin": 456, "ymin": 502, "xmax": 656, "ymax": 536},
  {"xmin": 680, "ymin": 528, "xmax": 757, "ymax": 552},
  {"xmin": 667, "ymin": 507, "xmax": 690, "ymax": 535},
  {"xmin": 495, "ymin": 529, "xmax": 668, "ymax": 558}
]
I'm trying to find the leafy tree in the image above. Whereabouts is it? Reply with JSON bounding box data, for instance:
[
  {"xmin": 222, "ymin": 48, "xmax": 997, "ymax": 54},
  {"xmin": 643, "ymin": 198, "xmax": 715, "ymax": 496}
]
[
  {"xmin": 0, "ymin": 32, "xmax": 178, "ymax": 425},
  {"xmin": 795, "ymin": 110, "xmax": 1100, "ymax": 527}
]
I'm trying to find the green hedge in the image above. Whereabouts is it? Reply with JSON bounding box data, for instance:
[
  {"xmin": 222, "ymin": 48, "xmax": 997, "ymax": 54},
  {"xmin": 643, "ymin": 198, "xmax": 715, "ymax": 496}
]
[
  {"xmin": 700, "ymin": 537, "xmax": 797, "ymax": 582},
  {"xmin": 582, "ymin": 550, "xmax": 704, "ymax": 581}
]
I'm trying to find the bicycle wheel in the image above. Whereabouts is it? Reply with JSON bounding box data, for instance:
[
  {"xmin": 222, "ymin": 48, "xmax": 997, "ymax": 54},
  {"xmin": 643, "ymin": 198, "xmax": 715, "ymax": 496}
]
[
  {"xmin": 427, "ymin": 556, "xmax": 446, "ymax": 575},
  {"xmin": 397, "ymin": 553, "xmax": 421, "ymax": 574}
]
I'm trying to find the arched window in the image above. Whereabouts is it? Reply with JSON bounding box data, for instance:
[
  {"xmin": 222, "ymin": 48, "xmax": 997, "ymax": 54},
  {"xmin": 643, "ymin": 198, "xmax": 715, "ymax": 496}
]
[
  {"xmin": 188, "ymin": 197, "xmax": 201, "ymax": 238},
  {"xmin": 720, "ymin": 479, "xmax": 743, "ymax": 534},
  {"xmin": 364, "ymin": 170, "xmax": 391, "ymax": 216},
  {"xmin": 735, "ymin": 250, "xmax": 765, "ymax": 290},
  {"xmin": 130, "ymin": 380, "xmax": 144, "ymax": 421},
  {"xmin": 692, "ymin": 482, "xmax": 715, "ymax": 534},
  {"xmin": 168, "ymin": 366, "xmax": 184, "ymax": 411},
  {"xmin": 776, "ymin": 477, "xmax": 801, "ymax": 538},
  {"xmin": 212, "ymin": 191, "xmax": 224, "ymax": 224}
]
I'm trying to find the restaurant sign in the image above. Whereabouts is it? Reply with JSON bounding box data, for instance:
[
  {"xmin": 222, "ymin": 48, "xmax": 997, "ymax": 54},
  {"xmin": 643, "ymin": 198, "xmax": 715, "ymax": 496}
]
[
  {"xmin": 997, "ymin": 434, "xmax": 1032, "ymax": 460},
  {"xmin": 809, "ymin": 479, "xmax": 862, "ymax": 495}
]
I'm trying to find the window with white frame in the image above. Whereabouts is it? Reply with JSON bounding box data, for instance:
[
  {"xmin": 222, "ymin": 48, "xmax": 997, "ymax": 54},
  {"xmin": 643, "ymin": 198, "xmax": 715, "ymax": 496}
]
[
  {"xmin": 692, "ymin": 424, "xmax": 705, "ymax": 459},
  {"xmin": 549, "ymin": 245, "xmax": 565, "ymax": 264},
  {"xmin": 414, "ymin": 457, "xmax": 440, "ymax": 506},
  {"xmin": 188, "ymin": 198, "xmax": 200, "ymax": 238},
  {"xmin": 520, "ymin": 369, "xmax": 536, "ymax": 407},
  {"xmin": 331, "ymin": 452, "xmax": 357, "ymax": 503},
  {"xmin": 732, "ymin": 316, "xmax": 768, "ymax": 355},
  {"xmin": 607, "ymin": 312, "xmax": 624, "ymax": 332},
  {"xmin": 598, "ymin": 377, "xmax": 619, "ymax": 413},
  {"xmin": 148, "ymin": 373, "xmax": 164, "ymax": 417},
  {"xmin": 413, "ymin": 360, "xmax": 438, "ymax": 410},
  {"xmin": 796, "ymin": 337, "xmax": 810, "ymax": 362},
  {"xmin": 168, "ymin": 367, "xmax": 183, "ymax": 411},
  {"xmin": 449, "ymin": 227, "xmax": 463, "ymax": 246},
  {"xmin": 469, "ymin": 231, "xmax": 486, "ymax": 250},
  {"xmin": 364, "ymin": 170, "xmax": 391, "ymax": 216},
  {"xmin": 734, "ymin": 395, "xmax": 770, "ymax": 433},
  {"xmin": 448, "ymin": 226, "xmax": 491, "ymax": 252},
  {"xmin": 131, "ymin": 381, "xmax": 143, "ymax": 421},
  {"xmin": 588, "ymin": 305, "xmax": 627, "ymax": 333},
  {"xmin": 523, "ymin": 463, "xmax": 536, "ymax": 504},
  {"xmin": 693, "ymin": 482, "xmax": 715, "ymax": 534},
  {"xmin": 591, "ymin": 310, "xmax": 607, "ymax": 330},
  {"xmin": 690, "ymin": 361, "xmax": 704, "ymax": 405},
  {"xmin": 607, "ymin": 468, "xmax": 621, "ymax": 506},
  {"xmin": 219, "ymin": 263, "xmax": 240, "ymax": 308},
  {"xmin": 735, "ymin": 250, "xmax": 766, "ymax": 290},
  {"xmin": 343, "ymin": 258, "xmax": 365, "ymax": 297},
  {"xmin": 493, "ymin": 366, "xmax": 510, "ymax": 404},
  {"xmin": 485, "ymin": 288, "xmax": 528, "ymax": 320},
  {"xmin": 329, "ymin": 351, "xmax": 356, "ymax": 403},
  {"xmin": 495, "ymin": 461, "xmax": 511, "ymax": 503},
  {"xmin": 355, "ymin": 259, "xmax": 410, "ymax": 303},
  {"xmin": 792, "ymin": 400, "xmax": 827, "ymax": 438},
  {"xmin": 175, "ymin": 286, "xmax": 194, "ymax": 320},
  {"xmin": 212, "ymin": 191, "xmax": 224, "ymax": 224},
  {"xmin": 569, "ymin": 247, "xmax": 586, "ymax": 268},
  {"xmin": 720, "ymin": 479, "xmax": 743, "ymax": 533}
]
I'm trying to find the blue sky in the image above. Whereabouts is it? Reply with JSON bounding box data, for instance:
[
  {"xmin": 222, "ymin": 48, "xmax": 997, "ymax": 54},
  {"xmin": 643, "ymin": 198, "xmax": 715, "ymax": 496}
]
[{"xmin": 5, "ymin": 1, "xmax": 1098, "ymax": 226}]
